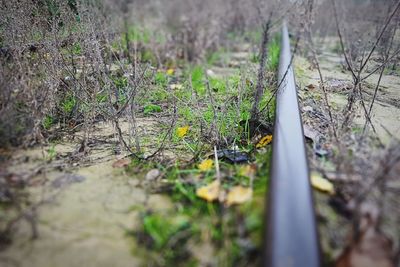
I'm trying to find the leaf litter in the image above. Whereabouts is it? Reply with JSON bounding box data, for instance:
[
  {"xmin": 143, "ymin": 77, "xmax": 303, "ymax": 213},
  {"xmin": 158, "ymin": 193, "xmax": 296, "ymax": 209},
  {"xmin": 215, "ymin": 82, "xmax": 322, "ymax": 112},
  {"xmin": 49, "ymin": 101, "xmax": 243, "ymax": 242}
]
[
  {"xmin": 195, "ymin": 162, "xmax": 257, "ymax": 206},
  {"xmin": 226, "ymin": 186, "xmax": 253, "ymax": 206},
  {"xmin": 196, "ymin": 180, "xmax": 221, "ymax": 202}
]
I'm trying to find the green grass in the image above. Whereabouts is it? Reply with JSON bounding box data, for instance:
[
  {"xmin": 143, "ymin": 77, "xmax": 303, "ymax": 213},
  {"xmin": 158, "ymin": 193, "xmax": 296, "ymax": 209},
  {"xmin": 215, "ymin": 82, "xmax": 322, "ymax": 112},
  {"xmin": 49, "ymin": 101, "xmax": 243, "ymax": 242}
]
[
  {"xmin": 71, "ymin": 42, "xmax": 82, "ymax": 55},
  {"xmin": 191, "ymin": 66, "xmax": 205, "ymax": 95},
  {"xmin": 112, "ymin": 75, "xmax": 128, "ymax": 89},
  {"xmin": 242, "ymin": 29, "xmax": 263, "ymax": 44},
  {"xmin": 206, "ymin": 48, "xmax": 228, "ymax": 66},
  {"xmin": 142, "ymin": 213, "xmax": 191, "ymax": 250},
  {"xmin": 42, "ymin": 115, "xmax": 54, "ymax": 130},
  {"xmin": 61, "ymin": 94, "xmax": 76, "ymax": 114},
  {"xmin": 250, "ymin": 53, "xmax": 259, "ymax": 63},
  {"xmin": 114, "ymin": 25, "xmax": 166, "ymax": 65},
  {"xmin": 144, "ymin": 104, "xmax": 162, "ymax": 115},
  {"xmin": 209, "ymin": 77, "xmax": 226, "ymax": 93},
  {"xmin": 125, "ymin": 25, "xmax": 151, "ymax": 44},
  {"xmin": 248, "ymin": 33, "xmax": 280, "ymax": 67},
  {"xmin": 128, "ymin": 147, "xmax": 271, "ymax": 266},
  {"xmin": 141, "ymin": 48, "xmax": 157, "ymax": 64},
  {"xmin": 331, "ymin": 41, "xmax": 342, "ymax": 54},
  {"xmin": 155, "ymin": 71, "xmax": 168, "ymax": 87},
  {"xmin": 46, "ymin": 144, "xmax": 57, "ymax": 161},
  {"xmin": 96, "ymin": 92, "xmax": 108, "ymax": 104},
  {"xmin": 268, "ymin": 35, "xmax": 280, "ymax": 71},
  {"xmin": 179, "ymin": 106, "xmax": 196, "ymax": 123}
]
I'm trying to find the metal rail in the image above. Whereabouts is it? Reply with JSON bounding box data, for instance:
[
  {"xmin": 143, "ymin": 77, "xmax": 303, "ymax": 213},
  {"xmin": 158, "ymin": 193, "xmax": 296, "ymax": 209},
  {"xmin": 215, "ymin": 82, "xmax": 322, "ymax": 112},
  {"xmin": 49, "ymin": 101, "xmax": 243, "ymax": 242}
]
[{"xmin": 264, "ymin": 22, "xmax": 321, "ymax": 267}]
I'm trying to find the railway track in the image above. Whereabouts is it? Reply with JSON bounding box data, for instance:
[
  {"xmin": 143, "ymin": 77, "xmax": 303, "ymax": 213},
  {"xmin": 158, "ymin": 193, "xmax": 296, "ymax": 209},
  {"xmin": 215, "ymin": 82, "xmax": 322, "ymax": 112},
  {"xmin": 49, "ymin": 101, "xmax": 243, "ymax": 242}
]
[{"xmin": 264, "ymin": 22, "xmax": 321, "ymax": 267}]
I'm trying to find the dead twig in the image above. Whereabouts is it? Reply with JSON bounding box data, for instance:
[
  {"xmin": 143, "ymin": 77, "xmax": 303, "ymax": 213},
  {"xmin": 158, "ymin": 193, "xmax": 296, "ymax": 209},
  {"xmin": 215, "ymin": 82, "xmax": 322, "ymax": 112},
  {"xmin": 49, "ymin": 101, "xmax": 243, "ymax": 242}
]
[{"xmin": 250, "ymin": 17, "xmax": 271, "ymax": 122}]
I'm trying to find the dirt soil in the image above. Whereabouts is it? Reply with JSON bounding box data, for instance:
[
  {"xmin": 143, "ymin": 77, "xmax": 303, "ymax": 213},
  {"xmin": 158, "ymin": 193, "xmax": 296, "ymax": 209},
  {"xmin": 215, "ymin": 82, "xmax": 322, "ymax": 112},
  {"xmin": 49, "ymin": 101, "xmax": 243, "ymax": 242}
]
[
  {"xmin": 296, "ymin": 48, "xmax": 400, "ymax": 144},
  {"xmin": 0, "ymin": 120, "xmax": 175, "ymax": 267}
]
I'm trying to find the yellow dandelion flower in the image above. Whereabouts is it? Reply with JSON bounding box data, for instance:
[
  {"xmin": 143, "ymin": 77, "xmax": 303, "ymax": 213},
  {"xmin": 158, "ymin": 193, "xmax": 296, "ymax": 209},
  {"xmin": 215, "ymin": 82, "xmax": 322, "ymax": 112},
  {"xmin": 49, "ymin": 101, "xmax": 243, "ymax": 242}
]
[
  {"xmin": 166, "ymin": 68, "xmax": 174, "ymax": 75},
  {"xmin": 176, "ymin": 125, "xmax": 189, "ymax": 138},
  {"xmin": 198, "ymin": 159, "xmax": 213, "ymax": 171}
]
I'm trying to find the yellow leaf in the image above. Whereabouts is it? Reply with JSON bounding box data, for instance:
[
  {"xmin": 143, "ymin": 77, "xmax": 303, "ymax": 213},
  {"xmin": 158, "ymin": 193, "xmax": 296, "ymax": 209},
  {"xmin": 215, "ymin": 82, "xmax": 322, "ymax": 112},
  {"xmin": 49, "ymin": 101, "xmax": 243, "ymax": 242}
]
[
  {"xmin": 226, "ymin": 186, "xmax": 253, "ymax": 206},
  {"xmin": 238, "ymin": 164, "xmax": 256, "ymax": 179},
  {"xmin": 176, "ymin": 125, "xmax": 189, "ymax": 138},
  {"xmin": 256, "ymin": 135, "xmax": 273, "ymax": 148},
  {"xmin": 198, "ymin": 159, "xmax": 214, "ymax": 172},
  {"xmin": 310, "ymin": 172, "xmax": 334, "ymax": 194},
  {"xmin": 196, "ymin": 180, "xmax": 220, "ymax": 202},
  {"xmin": 166, "ymin": 68, "xmax": 175, "ymax": 75}
]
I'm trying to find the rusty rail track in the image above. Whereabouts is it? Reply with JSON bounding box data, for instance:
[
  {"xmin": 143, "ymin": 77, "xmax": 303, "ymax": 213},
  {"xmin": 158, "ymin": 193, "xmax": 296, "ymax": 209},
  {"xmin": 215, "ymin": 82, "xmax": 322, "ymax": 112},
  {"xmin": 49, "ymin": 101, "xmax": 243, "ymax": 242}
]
[{"xmin": 264, "ymin": 22, "xmax": 321, "ymax": 267}]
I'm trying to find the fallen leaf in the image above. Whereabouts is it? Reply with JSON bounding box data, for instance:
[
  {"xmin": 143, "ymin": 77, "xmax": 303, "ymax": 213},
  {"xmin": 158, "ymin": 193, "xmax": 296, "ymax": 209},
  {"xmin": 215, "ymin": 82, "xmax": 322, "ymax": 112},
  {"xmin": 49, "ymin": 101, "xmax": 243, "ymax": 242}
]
[
  {"xmin": 217, "ymin": 149, "xmax": 249, "ymax": 163},
  {"xmin": 306, "ymin": 84, "xmax": 316, "ymax": 90},
  {"xmin": 176, "ymin": 125, "xmax": 189, "ymax": 138},
  {"xmin": 170, "ymin": 84, "xmax": 183, "ymax": 90},
  {"xmin": 198, "ymin": 159, "xmax": 214, "ymax": 172},
  {"xmin": 310, "ymin": 172, "xmax": 334, "ymax": 194},
  {"xmin": 226, "ymin": 186, "xmax": 253, "ymax": 206},
  {"xmin": 256, "ymin": 135, "xmax": 273, "ymax": 148},
  {"xmin": 238, "ymin": 164, "xmax": 257, "ymax": 179},
  {"xmin": 166, "ymin": 68, "xmax": 174, "ymax": 75},
  {"xmin": 112, "ymin": 158, "xmax": 131, "ymax": 168},
  {"xmin": 196, "ymin": 180, "xmax": 220, "ymax": 202}
]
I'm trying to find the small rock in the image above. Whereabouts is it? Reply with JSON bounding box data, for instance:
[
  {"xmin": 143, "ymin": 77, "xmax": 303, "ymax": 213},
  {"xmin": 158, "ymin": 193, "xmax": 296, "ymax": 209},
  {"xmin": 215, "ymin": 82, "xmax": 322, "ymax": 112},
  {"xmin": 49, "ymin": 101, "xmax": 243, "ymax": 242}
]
[
  {"xmin": 314, "ymin": 146, "xmax": 329, "ymax": 157},
  {"xmin": 206, "ymin": 69, "xmax": 216, "ymax": 77},
  {"xmin": 306, "ymin": 84, "xmax": 316, "ymax": 90},
  {"xmin": 109, "ymin": 64, "xmax": 121, "ymax": 72},
  {"xmin": 303, "ymin": 105, "xmax": 314, "ymax": 112},
  {"xmin": 303, "ymin": 124, "xmax": 319, "ymax": 142},
  {"xmin": 145, "ymin": 169, "xmax": 161, "ymax": 181},
  {"xmin": 51, "ymin": 173, "xmax": 85, "ymax": 189},
  {"xmin": 112, "ymin": 158, "xmax": 131, "ymax": 168}
]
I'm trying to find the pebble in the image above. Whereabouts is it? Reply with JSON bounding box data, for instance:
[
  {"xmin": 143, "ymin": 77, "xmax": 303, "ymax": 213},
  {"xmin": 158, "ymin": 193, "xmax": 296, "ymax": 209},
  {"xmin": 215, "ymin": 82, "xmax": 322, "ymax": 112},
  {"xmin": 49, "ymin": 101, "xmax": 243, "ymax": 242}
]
[
  {"xmin": 51, "ymin": 173, "xmax": 86, "ymax": 189},
  {"xmin": 145, "ymin": 169, "xmax": 161, "ymax": 181}
]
